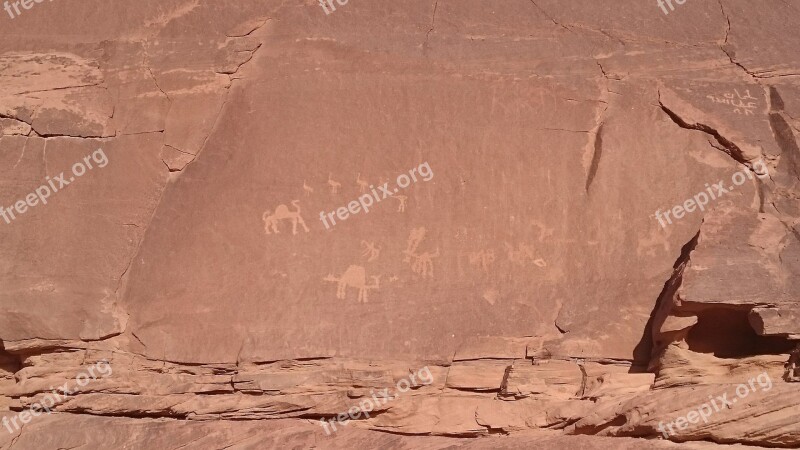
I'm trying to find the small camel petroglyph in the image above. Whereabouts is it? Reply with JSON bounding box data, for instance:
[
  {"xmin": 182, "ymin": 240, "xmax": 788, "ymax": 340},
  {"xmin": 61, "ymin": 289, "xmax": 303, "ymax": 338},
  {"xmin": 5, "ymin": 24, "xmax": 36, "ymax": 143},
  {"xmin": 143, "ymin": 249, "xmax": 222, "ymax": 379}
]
[
  {"xmin": 263, "ymin": 200, "xmax": 310, "ymax": 235},
  {"xmin": 303, "ymin": 180, "xmax": 314, "ymax": 197},
  {"xmin": 328, "ymin": 173, "xmax": 341, "ymax": 194},
  {"xmin": 323, "ymin": 265, "xmax": 381, "ymax": 303}
]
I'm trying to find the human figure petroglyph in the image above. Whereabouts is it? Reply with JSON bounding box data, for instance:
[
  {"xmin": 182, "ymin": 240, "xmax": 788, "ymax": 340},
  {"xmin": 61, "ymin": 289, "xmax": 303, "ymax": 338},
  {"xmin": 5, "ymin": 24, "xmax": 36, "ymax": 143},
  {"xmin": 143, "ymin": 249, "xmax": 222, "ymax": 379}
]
[
  {"xmin": 361, "ymin": 240, "xmax": 381, "ymax": 262},
  {"xmin": 303, "ymin": 180, "xmax": 314, "ymax": 197},
  {"xmin": 323, "ymin": 265, "xmax": 381, "ymax": 303},
  {"xmin": 263, "ymin": 200, "xmax": 310, "ymax": 235},
  {"xmin": 392, "ymin": 194, "xmax": 408, "ymax": 212},
  {"xmin": 356, "ymin": 173, "xmax": 369, "ymax": 193},
  {"xmin": 328, "ymin": 173, "xmax": 341, "ymax": 194}
]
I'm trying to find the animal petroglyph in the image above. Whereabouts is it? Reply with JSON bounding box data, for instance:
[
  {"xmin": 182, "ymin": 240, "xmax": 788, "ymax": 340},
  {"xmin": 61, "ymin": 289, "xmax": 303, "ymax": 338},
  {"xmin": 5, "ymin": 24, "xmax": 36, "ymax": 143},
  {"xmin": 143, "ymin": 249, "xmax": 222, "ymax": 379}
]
[
  {"xmin": 505, "ymin": 242, "xmax": 546, "ymax": 267},
  {"xmin": 505, "ymin": 242, "xmax": 535, "ymax": 262},
  {"xmin": 530, "ymin": 221, "xmax": 555, "ymax": 242},
  {"xmin": 404, "ymin": 249, "xmax": 439, "ymax": 278},
  {"xmin": 361, "ymin": 240, "xmax": 381, "ymax": 262},
  {"xmin": 263, "ymin": 200, "xmax": 310, "ymax": 235},
  {"xmin": 327, "ymin": 173, "xmax": 341, "ymax": 194},
  {"xmin": 468, "ymin": 249, "xmax": 496, "ymax": 273},
  {"xmin": 356, "ymin": 173, "xmax": 369, "ymax": 193},
  {"xmin": 403, "ymin": 228, "xmax": 438, "ymax": 278},
  {"xmin": 323, "ymin": 265, "xmax": 381, "ymax": 303},
  {"xmin": 303, "ymin": 180, "xmax": 314, "ymax": 197}
]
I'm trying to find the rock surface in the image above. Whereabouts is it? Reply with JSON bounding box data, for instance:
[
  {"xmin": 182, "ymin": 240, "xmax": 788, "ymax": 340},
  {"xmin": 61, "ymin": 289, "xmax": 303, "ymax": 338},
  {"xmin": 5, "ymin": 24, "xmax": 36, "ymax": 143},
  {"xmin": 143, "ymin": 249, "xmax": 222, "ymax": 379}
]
[{"xmin": 1, "ymin": 0, "xmax": 799, "ymax": 448}]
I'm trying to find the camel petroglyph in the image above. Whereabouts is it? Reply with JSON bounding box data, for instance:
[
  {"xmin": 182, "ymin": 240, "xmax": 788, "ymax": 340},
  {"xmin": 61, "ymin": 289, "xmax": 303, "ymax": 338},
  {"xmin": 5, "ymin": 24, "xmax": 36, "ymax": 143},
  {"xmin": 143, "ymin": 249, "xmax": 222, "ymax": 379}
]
[
  {"xmin": 403, "ymin": 248, "xmax": 439, "ymax": 278},
  {"xmin": 263, "ymin": 200, "xmax": 310, "ymax": 235},
  {"xmin": 323, "ymin": 265, "xmax": 381, "ymax": 303}
]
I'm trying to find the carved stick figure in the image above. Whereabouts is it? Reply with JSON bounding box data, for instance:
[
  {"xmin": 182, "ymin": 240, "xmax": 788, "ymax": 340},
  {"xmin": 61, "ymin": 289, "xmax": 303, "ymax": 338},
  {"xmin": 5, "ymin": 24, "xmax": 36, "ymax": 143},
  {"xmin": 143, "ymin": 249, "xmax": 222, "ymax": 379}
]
[{"xmin": 392, "ymin": 195, "xmax": 408, "ymax": 212}]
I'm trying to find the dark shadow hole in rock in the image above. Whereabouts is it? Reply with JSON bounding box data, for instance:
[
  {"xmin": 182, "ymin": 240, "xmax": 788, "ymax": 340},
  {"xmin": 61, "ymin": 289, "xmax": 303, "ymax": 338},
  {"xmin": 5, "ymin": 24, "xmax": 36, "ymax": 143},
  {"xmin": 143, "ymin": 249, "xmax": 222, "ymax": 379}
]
[
  {"xmin": 0, "ymin": 342, "xmax": 22, "ymax": 380},
  {"xmin": 685, "ymin": 306, "xmax": 796, "ymax": 358}
]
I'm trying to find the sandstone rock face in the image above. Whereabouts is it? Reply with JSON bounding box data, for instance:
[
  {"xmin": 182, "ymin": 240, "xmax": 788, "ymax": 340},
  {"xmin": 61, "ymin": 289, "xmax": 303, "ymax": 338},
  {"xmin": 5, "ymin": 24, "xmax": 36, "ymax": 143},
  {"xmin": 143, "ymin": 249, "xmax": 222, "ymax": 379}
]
[{"xmin": 1, "ymin": 1, "xmax": 799, "ymax": 448}]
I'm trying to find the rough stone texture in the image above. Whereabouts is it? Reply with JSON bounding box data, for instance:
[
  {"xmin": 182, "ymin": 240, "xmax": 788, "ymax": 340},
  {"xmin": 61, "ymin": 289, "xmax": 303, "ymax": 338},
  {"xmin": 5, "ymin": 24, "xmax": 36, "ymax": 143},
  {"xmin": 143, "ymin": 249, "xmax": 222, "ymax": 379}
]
[{"xmin": 1, "ymin": 0, "xmax": 799, "ymax": 448}]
